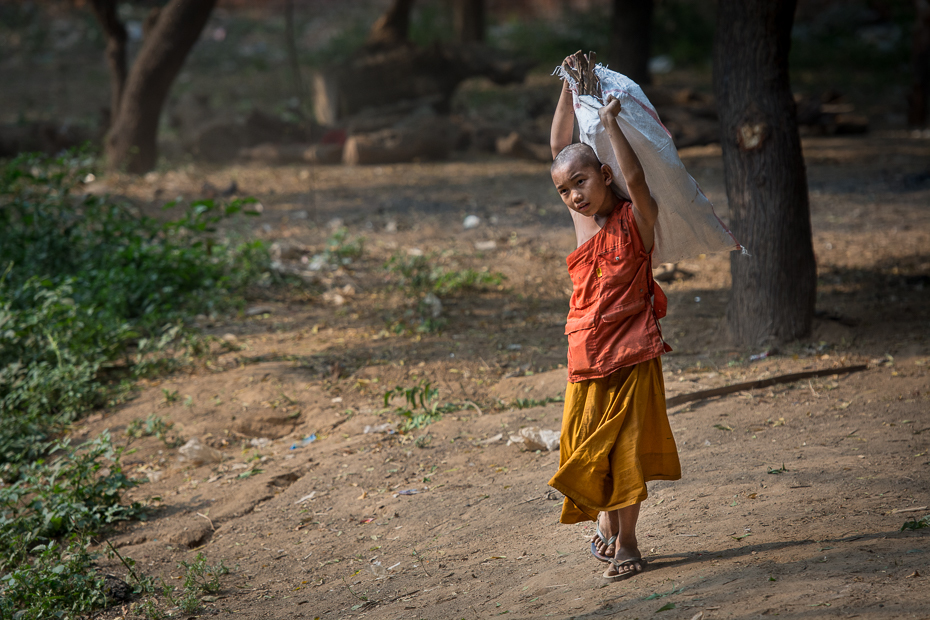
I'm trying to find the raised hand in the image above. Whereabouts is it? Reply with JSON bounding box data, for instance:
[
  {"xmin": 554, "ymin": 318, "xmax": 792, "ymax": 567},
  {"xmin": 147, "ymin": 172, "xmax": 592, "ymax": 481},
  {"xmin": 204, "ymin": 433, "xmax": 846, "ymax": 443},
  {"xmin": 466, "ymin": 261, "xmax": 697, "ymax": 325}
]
[{"xmin": 598, "ymin": 94, "xmax": 622, "ymax": 122}]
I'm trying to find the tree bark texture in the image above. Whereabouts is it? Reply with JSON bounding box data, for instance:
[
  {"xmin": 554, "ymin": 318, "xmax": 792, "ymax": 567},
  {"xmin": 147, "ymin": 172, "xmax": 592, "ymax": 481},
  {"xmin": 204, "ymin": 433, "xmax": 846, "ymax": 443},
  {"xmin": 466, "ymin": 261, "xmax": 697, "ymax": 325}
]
[
  {"xmin": 608, "ymin": 0, "xmax": 653, "ymax": 84},
  {"xmin": 713, "ymin": 0, "xmax": 817, "ymax": 346},
  {"xmin": 453, "ymin": 0, "xmax": 485, "ymax": 43},
  {"xmin": 908, "ymin": 0, "xmax": 930, "ymax": 126},
  {"xmin": 88, "ymin": 0, "xmax": 127, "ymax": 130},
  {"xmin": 366, "ymin": 0, "xmax": 416, "ymax": 50},
  {"xmin": 105, "ymin": 0, "xmax": 216, "ymax": 173},
  {"xmin": 284, "ymin": 0, "xmax": 305, "ymax": 105}
]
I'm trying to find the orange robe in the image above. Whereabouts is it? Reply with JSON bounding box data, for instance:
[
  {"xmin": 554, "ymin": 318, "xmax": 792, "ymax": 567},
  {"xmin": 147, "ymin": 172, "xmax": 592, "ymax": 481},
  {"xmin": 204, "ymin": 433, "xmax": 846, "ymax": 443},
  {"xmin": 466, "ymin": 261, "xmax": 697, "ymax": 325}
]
[
  {"xmin": 548, "ymin": 358, "xmax": 681, "ymax": 523},
  {"xmin": 550, "ymin": 202, "xmax": 680, "ymax": 523}
]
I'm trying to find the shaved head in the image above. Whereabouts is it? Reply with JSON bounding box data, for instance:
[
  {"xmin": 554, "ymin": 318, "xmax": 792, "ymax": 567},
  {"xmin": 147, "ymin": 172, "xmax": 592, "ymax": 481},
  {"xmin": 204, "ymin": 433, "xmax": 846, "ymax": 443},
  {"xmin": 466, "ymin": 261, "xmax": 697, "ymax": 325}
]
[{"xmin": 551, "ymin": 143, "xmax": 602, "ymax": 175}]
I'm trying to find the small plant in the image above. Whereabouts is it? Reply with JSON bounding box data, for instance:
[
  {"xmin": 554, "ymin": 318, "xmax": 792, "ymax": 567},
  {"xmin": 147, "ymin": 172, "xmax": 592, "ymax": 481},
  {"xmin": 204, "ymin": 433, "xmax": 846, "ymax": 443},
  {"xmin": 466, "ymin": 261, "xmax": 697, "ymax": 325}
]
[
  {"xmin": 384, "ymin": 253, "xmax": 504, "ymax": 297},
  {"xmin": 767, "ymin": 463, "xmax": 789, "ymax": 475},
  {"xmin": 125, "ymin": 414, "xmax": 183, "ymax": 448},
  {"xmin": 901, "ymin": 515, "xmax": 930, "ymax": 531},
  {"xmin": 324, "ymin": 227, "xmax": 364, "ymax": 265},
  {"xmin": 128, "ymin": 553, "xmax": 230, "ymax": 619},
  {"xmin": 178, "ymin": 552, "xmax": 229, "ymax": 595},
  {"xmin": 383, "ymin": 382, "xmax": 454, "ymax": 432},
  {"xmin": 383, "ymin": 253, "xmax": 504, "ymax": 333},
  {"xmin": 161, "ymin": 389, "xmax": 179, "ymax": 405},
  {"xmin": 511, "ymin": 396, "xmax": 564, "ymax": 409}
]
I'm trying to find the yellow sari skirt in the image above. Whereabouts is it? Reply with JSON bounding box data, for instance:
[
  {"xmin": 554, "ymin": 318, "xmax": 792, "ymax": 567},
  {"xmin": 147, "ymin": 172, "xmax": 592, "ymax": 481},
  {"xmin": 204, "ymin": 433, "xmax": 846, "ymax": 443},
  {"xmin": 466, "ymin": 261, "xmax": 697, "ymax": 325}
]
[{"xmin": 548, "ymin": 357, "xmax": 681, "ymax": 524}]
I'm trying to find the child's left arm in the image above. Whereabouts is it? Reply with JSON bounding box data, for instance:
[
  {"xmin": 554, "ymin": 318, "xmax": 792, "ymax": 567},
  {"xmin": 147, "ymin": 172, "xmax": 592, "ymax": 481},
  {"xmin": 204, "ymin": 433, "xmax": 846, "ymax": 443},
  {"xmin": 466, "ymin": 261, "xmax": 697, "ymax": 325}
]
[{"xmin": 599, "ymin": 96, "xmax": 658, "ymax": 252}]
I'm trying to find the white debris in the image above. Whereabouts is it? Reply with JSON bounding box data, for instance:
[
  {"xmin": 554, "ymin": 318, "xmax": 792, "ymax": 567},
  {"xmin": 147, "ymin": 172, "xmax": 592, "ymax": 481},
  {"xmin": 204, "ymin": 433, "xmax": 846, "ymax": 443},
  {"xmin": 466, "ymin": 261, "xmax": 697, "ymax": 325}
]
[{"xmin": 178, "ymin": 438, "xmax": 224, "ymax": 465}]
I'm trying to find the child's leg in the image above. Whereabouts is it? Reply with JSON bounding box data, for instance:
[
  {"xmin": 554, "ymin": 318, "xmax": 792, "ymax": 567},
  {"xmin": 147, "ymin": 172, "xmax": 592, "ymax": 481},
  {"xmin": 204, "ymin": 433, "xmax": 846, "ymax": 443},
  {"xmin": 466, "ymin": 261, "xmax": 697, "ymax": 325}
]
[
  {"xmin": 605, "ymin": 502, "xmax": 645, "ymax": 578},
  {"xmin": 592, "ymin": 511, "xmax": 619, "ymax": 557}
]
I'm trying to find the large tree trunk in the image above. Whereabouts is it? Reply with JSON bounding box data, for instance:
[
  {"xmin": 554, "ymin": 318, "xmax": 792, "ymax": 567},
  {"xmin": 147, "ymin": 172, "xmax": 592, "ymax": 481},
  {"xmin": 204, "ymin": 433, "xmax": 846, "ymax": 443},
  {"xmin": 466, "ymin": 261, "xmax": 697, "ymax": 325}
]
[
  {"xmin": 608, "ymin": 0, "xmax": 653, "ymax": 85},
  {"xmin": 713, "ymin": 0, "xmax": 816, "ymax": 346},
  {"xmin": 453, "ymin": 0, "xmax": 485, "ymax": 43},
  {"xmin": 105, "ymin": 0, "xmax": 216, "ymax": 173},
  {"xmin": 88, "ymin": 0, "xmax": 127, "ymax": 131},
  {"xmin": 908, "ymin": 0, "xmax": 930, "ymax": 126},
  {"xmin": 366, "ymin": 0, "xmax": 416, "ymax": 50}
]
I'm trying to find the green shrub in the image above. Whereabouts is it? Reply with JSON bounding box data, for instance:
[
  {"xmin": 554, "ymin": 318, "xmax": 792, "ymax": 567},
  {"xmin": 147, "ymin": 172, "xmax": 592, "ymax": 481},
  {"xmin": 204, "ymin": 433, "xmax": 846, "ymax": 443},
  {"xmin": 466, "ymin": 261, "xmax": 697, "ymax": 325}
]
[
  {"xmin": 0, "ymin": 149, "xmax": 254, "ymax": 616},
  {"xmin": 0, "ymin": 431, "xmax": 144, "ymax": 569},
  {"xmin": 0, "ymin": 150, "xmax": 271, "ymax": 463},
  {"xmin": 0, "ymin": 537, "xmax": 108, "ymax": 620}
]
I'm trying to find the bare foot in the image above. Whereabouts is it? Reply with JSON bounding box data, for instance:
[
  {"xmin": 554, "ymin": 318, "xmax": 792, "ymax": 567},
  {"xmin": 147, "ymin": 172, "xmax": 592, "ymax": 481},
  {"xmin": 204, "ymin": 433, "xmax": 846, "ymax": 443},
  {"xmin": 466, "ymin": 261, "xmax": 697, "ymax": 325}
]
[{"xmin": 591, "ymin": 512, "xmax": 617, "ymax": 559}]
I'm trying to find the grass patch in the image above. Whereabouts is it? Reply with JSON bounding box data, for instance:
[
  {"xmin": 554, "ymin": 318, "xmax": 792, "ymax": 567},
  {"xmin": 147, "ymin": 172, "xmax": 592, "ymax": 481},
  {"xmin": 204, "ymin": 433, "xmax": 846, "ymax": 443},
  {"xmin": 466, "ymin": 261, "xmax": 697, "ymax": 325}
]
[{"xmin": 383, "ymin": 253, "xmax": 504, "ymax": 334}]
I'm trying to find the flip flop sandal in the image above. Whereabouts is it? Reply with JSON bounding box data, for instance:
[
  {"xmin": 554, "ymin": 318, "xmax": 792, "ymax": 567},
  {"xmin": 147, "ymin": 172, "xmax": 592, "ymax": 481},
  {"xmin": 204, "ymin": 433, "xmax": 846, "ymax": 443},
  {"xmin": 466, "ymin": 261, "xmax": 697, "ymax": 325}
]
[
  {"xmin": 590, "ymin": 523, "xmax": 617, "ymax": 563},
  {"xmin": 602, "ymin": 557, "xmax": 646, "ymax": 582}
]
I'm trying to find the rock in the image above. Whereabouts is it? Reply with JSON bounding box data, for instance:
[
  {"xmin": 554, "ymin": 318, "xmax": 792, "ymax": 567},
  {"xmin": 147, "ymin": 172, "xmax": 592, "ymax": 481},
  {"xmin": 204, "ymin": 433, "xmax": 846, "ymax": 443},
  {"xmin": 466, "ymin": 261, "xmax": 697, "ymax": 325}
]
[
  {"xmin": 312, "ymin": 43, "xmax": 532, "ymax": 125},
  {"xmin": 165, "ymin": 521, "xmax": 213, "ymax": 549},
  {"xmin": 463, "ymin": 215, "xmax": 481, "ymax": 229},
  {"xmin": 495, "ymin": 131, "xmax": 551, "ymax": 162},
  {"xmin": 322, "ymin": 290, "xmax": 347, "ymax": 305},
  {"xmin": 518, "ymin": 426, "xmax": 560, "ymax": 451},
  {"xmin": 422, "ymin": 292, "xmax": 442, "ymax": 318},
  {"xmin": 178, "ymin": 438, "xmax": 224, "ymax": 465},
  {"xmin": 239, "ymin": 142, "xmax": 310, "ymax": 164},
  {"xmin": 364, "ymin": 423, "xmax": 396, "ymax": 434},
  {"xmin": 490, "ymin": 367, "xmax": 568, "ymax": 402},
  {"xmin": 474, "ymin": 240, "xmax": 497, "ymax": 251},
  {"xmin": 0, "ymin": 120, "xmax": 95, "ymax": 158},
  {"xmin": 103, "ymin": 574, "xmax": 132, "ymax": 601},
  {"xmin": 303, "ymin": 143, "xmax": 344, "ymax": 164},
  {"xmin": 245, "ymin": 305, "xmax": 274, "ymax": 317},
  {"xmin": 190, "ymin": 121, "xmax": 247, "ymax": 162},
  {"xmin": 343, "ymin": 115, "xmax": 461, "ymax": 165},
  {"xmin": 233, "ymin": 414, "xmax": 298, "ymax": 439}
]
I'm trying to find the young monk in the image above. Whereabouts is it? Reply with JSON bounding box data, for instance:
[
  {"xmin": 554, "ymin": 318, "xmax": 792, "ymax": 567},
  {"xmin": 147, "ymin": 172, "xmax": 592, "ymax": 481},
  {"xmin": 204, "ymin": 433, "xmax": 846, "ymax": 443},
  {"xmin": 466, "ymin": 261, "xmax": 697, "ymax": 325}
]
[{"xmin": 547, "ymin": 66, "xmax": 681, "ymax": 581}]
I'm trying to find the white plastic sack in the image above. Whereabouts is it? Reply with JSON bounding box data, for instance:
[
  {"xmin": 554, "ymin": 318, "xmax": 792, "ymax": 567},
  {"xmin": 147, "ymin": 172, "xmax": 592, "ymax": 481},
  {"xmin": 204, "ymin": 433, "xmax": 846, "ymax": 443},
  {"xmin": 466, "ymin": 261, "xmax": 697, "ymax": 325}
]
[{"xmin": 556, "ymin": 64, "xmax": 741, "ymax": 264}]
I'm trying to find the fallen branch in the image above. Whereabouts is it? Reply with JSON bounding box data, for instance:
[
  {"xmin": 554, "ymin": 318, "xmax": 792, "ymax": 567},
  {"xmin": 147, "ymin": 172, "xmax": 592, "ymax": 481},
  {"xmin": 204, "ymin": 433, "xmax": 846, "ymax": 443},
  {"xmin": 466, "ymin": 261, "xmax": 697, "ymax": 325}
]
[
  {"xmin": 890, "ymin": 505, "xmax": 928, "ymax": 515},
  {"xmin": 666, "ymin": 364, "xmax": 868, "ymax": 409}
]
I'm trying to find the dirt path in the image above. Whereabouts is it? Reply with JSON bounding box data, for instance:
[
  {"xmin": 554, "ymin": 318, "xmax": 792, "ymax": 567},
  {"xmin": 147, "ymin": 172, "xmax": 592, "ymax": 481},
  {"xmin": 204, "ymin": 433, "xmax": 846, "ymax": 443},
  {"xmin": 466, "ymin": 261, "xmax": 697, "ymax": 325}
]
[{"xmin": 86, "ymin": 132, "xmax": 930, "ymax": 619}]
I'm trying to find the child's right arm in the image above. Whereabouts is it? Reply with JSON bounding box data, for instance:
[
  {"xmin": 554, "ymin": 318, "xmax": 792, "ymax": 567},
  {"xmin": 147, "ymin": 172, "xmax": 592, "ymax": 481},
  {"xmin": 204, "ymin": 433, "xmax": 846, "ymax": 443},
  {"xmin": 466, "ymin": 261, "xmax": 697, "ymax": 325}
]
[{"xmin": 550, "ymin": 59, "xmax": 575, "ymax": 159}]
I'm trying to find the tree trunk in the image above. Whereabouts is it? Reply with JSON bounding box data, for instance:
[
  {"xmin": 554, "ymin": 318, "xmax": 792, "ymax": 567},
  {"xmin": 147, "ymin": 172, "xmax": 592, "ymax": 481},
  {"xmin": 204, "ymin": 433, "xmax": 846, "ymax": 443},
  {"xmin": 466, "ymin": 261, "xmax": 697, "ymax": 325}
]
[
  {"xmin": 284, "ymin": 0, "xmax": 305, "ymax": 107},
  {"xmin": 713, "ymin": 0, "xmax": 816, "ymax": 347},
  {"xmin": 105, "ymin": 0, "xmax": 216, "ymax": 173},
  {"xmin": 908, "ymin": 0, "xmax": 930, "ymax": 126},
  {"xmin": 608, "ymin": 0, "xmax": 653, "ymax": 85},
  {"xmin": 365, "ymin": 0, "xmax": 416, "ymax": 50},
  {"xmin": 453, "ymin": 0, "xmax": 485, "ymax": 43},
  {"xmin": 88, "ymin": 0, "xmax": 127, "ymax": 131}
]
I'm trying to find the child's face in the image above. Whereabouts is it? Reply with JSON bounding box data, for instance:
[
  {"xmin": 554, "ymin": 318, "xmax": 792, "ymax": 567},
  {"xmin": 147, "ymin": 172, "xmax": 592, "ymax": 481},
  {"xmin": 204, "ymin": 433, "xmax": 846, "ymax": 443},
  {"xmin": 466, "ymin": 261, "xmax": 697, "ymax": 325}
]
[{"xmin": 551, "ymin": 161, "xmax": 615, "ymax": 218}]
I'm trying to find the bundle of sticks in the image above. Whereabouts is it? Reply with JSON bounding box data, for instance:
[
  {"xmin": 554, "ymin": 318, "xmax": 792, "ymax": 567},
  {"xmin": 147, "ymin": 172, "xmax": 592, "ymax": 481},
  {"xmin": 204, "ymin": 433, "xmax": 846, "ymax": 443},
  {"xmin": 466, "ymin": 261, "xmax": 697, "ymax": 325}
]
[{"xmin": 560, "ymin": 50, "xmax": 602, "ymax": 100}]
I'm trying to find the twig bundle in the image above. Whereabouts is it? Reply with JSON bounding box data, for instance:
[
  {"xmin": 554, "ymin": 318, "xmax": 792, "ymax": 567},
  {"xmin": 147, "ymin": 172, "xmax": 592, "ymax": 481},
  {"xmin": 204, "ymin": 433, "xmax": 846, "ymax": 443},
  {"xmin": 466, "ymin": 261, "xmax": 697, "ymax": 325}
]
[{"xmin": 561, "ymin": 50, "xmax": 602, "ymax": 100}]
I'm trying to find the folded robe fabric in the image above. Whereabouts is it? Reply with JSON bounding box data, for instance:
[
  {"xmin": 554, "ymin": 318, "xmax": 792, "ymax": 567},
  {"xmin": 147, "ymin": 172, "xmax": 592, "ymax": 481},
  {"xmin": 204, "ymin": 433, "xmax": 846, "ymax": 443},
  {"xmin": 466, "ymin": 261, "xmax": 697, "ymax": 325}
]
[{"xmin": 549, "ymin": 357, "xmax": 681, "ymax": 524}]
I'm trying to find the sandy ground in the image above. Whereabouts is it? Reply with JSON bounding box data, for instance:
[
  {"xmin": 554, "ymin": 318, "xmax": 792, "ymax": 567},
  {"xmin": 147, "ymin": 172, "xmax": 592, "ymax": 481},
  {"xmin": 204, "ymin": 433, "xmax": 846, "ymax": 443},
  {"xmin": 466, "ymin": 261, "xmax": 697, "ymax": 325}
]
[{"xmin": 79, "ymin": 132, "xmax": 930, "ymax": 620}]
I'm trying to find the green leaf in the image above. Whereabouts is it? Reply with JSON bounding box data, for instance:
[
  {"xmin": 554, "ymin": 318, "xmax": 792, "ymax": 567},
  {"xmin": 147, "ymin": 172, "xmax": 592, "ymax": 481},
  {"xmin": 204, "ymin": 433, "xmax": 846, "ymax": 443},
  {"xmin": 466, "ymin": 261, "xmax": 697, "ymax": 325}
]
[{"xmin": 656, "ymin": 602, "xmax": 676, "ymax": 612}]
